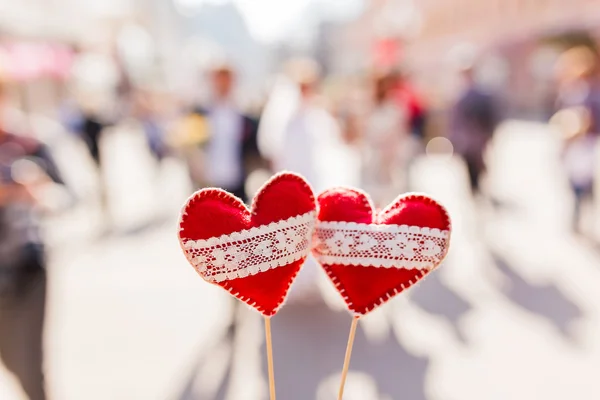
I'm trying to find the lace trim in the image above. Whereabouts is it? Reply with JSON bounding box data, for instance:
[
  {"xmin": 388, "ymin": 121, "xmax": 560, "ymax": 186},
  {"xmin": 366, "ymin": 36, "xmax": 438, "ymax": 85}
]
[
  {"xmin": 181, "ymin": 211, "xmax": 316, "ymax": 283},
  {"xmin": 312, "ymin": 221, "xmax": 450, "ymax": 270}
]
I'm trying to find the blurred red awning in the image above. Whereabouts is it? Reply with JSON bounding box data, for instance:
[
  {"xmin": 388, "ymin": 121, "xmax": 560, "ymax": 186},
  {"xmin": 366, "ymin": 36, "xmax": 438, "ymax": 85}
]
[
  {"xmin": 0, "ymin": 41, "xmax": 74, "ymax": 82},
  {"xmin": 374, "ymin": 38, "xmax": 402, "ymax": 69}
]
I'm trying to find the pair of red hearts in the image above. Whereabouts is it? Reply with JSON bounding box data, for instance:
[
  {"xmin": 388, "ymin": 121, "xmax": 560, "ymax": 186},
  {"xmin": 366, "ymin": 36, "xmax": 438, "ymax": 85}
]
[{"xmin": 178, "ymin": 173, "xmax": 451, "ymax": 317}]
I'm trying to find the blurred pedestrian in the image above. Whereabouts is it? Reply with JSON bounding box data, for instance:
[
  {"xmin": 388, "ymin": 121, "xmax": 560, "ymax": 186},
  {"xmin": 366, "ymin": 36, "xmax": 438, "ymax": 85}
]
[
  {"xmin": 552, "ymin": 46, "xmax": 600, "ymax": 234},
  {"xmin": 189, "ymin": 61, "xmax": 259, "ymax": 202},
  {"xmin": 0, "ymin": 77, "xmax": 66, "ymax": 400},
  {"xmin": 270, "ymin": 58, "xmax": 345, "ymax": 194},
  {"xmin": 391, "ymin": 68, "xmax": 428, "ymax": 140},
  {"xmin": 69, "ymin": 48, "xmax": 121, "ymax": 169},
  {"xmin": 79, "ymin": 102, "xmax": 109, "ymax": 168},
  {"xmin": 132, "ymin": 90, "xmax": 168, "ymax": 165},
  {"xmin": 67, "ymin": 47, "xmax": 122, "ymax": 222},
  {"xmin": 360, "ymin": 70, "xmax": 410, "ymax": 206},
  {"xmin": 449, "ymin": 60, "xmax": 500, "ymax": 196}
]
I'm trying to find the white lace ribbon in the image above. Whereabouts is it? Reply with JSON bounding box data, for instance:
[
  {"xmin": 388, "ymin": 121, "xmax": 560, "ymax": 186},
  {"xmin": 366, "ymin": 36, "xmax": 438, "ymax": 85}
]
[
  {"xmin": 181, "ymin": 211, "xmax": 316, "ymax": 283},
  {"xmin": 312, "ymin": 221, "xmax": 450, "ymax": 270}
]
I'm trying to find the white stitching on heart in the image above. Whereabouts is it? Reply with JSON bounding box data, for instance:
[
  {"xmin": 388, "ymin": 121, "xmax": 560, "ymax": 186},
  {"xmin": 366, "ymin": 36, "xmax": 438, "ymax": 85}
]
[{"xmin": 181, "ymin": 211, "xmax": 316, "ymax": 283}]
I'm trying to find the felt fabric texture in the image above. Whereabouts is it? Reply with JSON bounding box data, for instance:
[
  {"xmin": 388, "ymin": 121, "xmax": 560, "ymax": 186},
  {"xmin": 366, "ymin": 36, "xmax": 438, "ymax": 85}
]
[
  {"xmin": 316, "ymin": 187, "xmax": 451, "ymax": 316},
  {"xmin": 179, "ymin": 172, "xmax": 316, "ymax": 316}
]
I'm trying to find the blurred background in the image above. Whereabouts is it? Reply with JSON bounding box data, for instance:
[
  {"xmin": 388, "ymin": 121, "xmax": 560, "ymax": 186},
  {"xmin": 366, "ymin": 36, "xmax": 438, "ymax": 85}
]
[{"xmin": 1, "ymin": 0, "xmax": 600, "ymax": 399}]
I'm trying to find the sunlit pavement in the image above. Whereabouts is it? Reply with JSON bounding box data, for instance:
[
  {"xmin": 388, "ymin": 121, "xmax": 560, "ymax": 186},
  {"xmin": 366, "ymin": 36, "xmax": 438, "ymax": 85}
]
[{"xmin": 2, "ymin": 120, "xmax": 600, "ymax": 399}]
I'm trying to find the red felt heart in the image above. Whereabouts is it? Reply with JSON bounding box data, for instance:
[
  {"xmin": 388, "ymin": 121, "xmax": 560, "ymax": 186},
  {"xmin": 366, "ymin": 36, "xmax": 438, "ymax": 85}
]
[
  {"xmin": 178, "ymin": 172, "xmax": 316, "ymax": 316},
  {"xmin": 313, "ymin": 188, "xmax": 451, "ymax": 316}
]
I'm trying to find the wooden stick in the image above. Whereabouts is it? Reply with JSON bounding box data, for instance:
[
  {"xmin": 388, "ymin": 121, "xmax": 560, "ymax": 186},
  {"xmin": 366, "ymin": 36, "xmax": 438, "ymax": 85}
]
[
  {"xmin": 338, "ymin": 316, "xmax": 359, "ymax": 400},
  {"xmin": 264, "ymin": 317, "xmax": 276, "ymax": 400}
]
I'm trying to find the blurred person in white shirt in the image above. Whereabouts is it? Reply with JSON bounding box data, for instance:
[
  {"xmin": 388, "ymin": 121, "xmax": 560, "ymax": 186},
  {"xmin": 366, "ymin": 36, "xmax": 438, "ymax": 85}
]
[
  {"xmin": 269, "ymin": 58, "xmax": 354, "ymax": 193},
  {"xmin": 0, "ymin": 75, "xmax": 67, "ymax": 400},
  {"xmin": 552, "ymin": 46, "xmax": 600, "ymax": 234}
]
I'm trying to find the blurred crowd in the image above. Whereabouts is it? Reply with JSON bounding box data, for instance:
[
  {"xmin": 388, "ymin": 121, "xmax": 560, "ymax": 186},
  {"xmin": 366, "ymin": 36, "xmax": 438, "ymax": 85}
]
[{"xmin": 1, "ymin": 25, "xmax": 600, "ymax": 398}]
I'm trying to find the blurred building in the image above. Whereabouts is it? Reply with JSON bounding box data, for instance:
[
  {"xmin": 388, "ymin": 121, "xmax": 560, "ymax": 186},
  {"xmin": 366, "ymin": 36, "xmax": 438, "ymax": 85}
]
[
  {"xmin": 407, "ymin": 0, "xmax": 600, "ymax": 117},
  {"xmin": 320, "ymin": 0, "xmax": 417, "ymax": 76},
  {"xmin": 181, "ymin": 1, "xmax": 270, "ymax": 105},
  {"xmin": 322, "ymin": 0, "xmax": 600, "ymax": 120},
  {"xmin": 0, "ymin": 0, "xmax": 141, "ymax": 115}
]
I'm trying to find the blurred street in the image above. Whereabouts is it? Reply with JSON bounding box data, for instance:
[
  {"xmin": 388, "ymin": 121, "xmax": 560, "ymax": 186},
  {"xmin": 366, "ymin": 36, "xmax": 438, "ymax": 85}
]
[{"xmin": 2, "ymin": 120, "xmax": 600, "ymax": 400}]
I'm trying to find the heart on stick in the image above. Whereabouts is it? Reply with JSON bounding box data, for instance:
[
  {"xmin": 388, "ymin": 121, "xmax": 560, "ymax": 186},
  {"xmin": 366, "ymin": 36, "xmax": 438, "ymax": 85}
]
[
  {"xmin": 178, "ymin": 172, "xmax": 316, "ymax": 316},
  {"xmin": 312, "ymin": 188, "xmax": 451, "ymax": 316}
]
